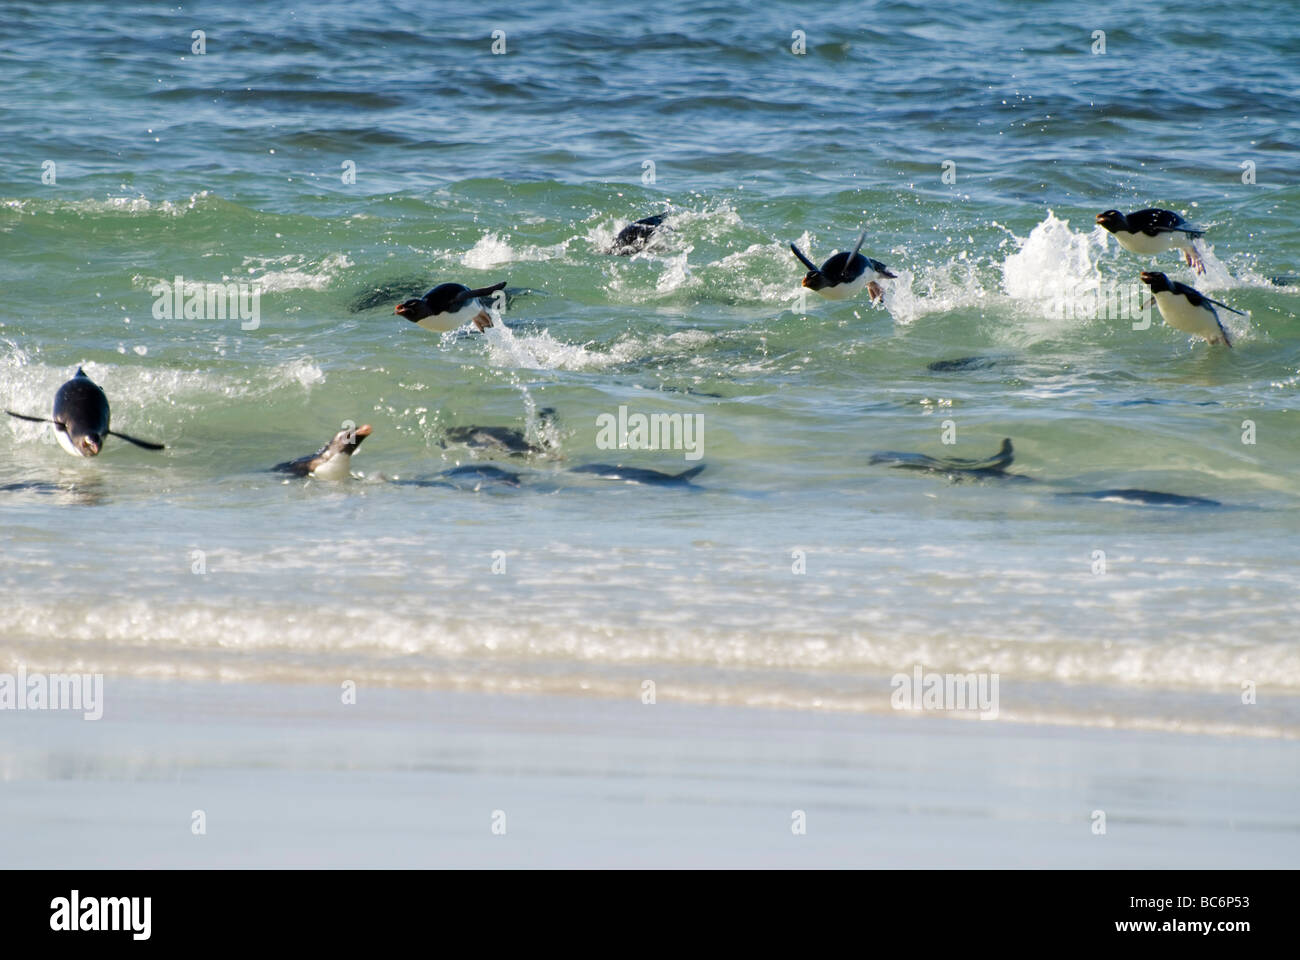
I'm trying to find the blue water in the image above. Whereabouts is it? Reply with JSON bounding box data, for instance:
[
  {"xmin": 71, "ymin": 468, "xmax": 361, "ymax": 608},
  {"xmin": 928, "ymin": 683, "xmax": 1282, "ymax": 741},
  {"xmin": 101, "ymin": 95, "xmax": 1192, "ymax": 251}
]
[{"xmin": 1, "ymin": 0, "xmax": 1298, "ymax": 737}]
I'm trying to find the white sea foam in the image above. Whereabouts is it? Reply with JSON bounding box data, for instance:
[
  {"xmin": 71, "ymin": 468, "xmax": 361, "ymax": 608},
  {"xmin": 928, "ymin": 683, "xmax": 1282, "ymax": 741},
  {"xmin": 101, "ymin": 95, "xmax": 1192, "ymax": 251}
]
[
  {"xmin": 4, "ymin": 192, "xmax": 213, "ymax": 217},
  {"xmin": 0, "ymin": 350, "xmax": 324, "ymax": 446},
  {"xmin": 238, "ymin": 252, "xmax": 353, "ymax": 292},
  {"xmin": 460, "ymin": 232, "xmax": 571, "ymax": 268}
]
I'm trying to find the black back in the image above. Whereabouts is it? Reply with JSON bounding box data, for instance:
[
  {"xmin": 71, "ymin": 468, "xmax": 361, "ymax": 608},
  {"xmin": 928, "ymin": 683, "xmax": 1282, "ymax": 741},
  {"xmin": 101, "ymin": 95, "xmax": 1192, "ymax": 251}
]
[
  {"xmin": 611, "ymin": 214, "xmax": 667, "ymax": 254},
  {"xmin": 819, "ymin": 251, "xmax": 868, "ymax": 284},
  {"xmin": 420, "ymin": 283, "xmax": 474, "ymax": 314},
  {"xmin": 1127, "ymin": 208, "xmax": 1198, "ymax": 237},
  {"xmin": 53, "ymin": 368, "xmax": 110, "ymax": 440},
  {"xmin": 569, "ymin": 463, "xmax": 705, "ymax": 485}
]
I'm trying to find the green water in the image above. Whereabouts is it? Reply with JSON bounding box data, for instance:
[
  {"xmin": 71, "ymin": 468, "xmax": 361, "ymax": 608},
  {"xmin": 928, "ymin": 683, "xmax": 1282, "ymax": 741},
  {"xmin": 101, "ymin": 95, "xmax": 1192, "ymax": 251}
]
[{"xmin": 1, "ymin": 0, "xmax": 1298, "ymax": 736}]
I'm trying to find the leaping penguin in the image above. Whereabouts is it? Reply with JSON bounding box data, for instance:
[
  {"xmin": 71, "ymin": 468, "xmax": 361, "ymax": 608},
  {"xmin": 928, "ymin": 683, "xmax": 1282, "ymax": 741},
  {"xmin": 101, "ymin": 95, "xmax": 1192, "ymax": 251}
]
[
  {"xmin": 395, "ymin": 281, "xmax": 507, "ymax": 333},
  {"xmin": 1096, "ymin": 208, "xmax": 1206, "ymax": 274},
  {"xmin": 1139, "ymin": 272, "xmax": 1242, "ymax": 347},
  {"xmin": 6, "ymin": 367, "xmax": 164, "ymax": 457},
  {"xmin": 790, "ymin": 231, "xmax": 895, "ymax": 302}
]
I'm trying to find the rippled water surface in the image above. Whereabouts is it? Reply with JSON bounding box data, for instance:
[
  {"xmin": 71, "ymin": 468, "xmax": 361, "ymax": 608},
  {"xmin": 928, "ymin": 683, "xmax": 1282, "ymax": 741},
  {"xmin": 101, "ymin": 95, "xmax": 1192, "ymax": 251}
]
[{"xmin": 2, "ymin": 0, "xmax": 1298, "ymax": 736}]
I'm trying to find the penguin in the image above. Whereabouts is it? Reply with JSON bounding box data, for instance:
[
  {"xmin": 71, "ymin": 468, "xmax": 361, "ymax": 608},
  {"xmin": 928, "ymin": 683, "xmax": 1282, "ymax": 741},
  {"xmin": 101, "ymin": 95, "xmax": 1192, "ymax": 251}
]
[
  {"xmin": 5, "ymin": 367, "xmax": 164, "ymax": 457},
  {"xmin": 608, "ymin": 214, "xmax": 668, "ymax": 255},
  {"xmin": 1139, "ymin": 272, "xmax": 1242, "ymax": 346},
  {"xmin": 870, "ymin": 438, "xmax": 1222, "ymax": 506},
  {"xmin": 441, "ymin": 408, "xmax": 557, "ymax": 457},
  {"xmin": 1096, "ymin": 208, "xmax": 1206, "ymax": 274},
  {"xmin": 437, "ymin": 464, "xmax": 523, "ymax": 488},
  {"xmin": 869, "ymin": 438, "xmax": 1017, "ymax": 480},
  {"xmin": 568, "ymin": 463, "xmax": 705, "ymax": 486},
  {"xmin": 274, "ymin": 424, "xmax": 372, "ymax": 479},
  {"xmin": 790, "ymin": 231, "xmax": 895, "ymax": 302},
  {"xmin": 395, "ymin": 281, "xmax": 507, "ymax": 333}
]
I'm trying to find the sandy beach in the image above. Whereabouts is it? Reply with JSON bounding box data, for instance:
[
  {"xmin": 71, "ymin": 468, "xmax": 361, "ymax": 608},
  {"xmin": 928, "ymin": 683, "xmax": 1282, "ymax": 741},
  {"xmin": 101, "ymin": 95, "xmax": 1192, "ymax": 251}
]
[{"xmin": 2, "ymin": 679, "xmax": 1296, "ymax": 869}]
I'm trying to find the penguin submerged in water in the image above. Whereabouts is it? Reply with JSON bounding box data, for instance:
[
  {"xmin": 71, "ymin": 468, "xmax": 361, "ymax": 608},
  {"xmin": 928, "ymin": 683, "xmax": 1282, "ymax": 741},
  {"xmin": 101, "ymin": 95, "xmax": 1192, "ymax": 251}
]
[
  {"xmin": 568, "ymin": 463, "xmax": 706, "ymax": 486},
  {"xmin": 6, "ymin": 367, "xmax": 164, "ymax": 457},
  {"xmin": 790, "ymin": 231, "xmax": 895, "ymax": 302},
  {"xmin": 441, "ymin": 408, "xmax": 559, "ymax": 457},
  {"xmin": 870, "ymin": 437, "xmax": 1222, "ymax": 506},
  {"xmin": 608, "ymin": 213, "xmax": 669, "ymax": 255},
  {"xmin": 395, "ymin": 281, "xmax": 507, "ymax": 332}
]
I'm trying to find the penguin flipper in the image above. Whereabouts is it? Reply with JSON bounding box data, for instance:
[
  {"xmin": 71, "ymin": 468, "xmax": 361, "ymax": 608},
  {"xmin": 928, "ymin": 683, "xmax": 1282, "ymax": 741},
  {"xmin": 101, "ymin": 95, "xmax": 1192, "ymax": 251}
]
[
  {"xmin": 108, "ymin": 430, "xmax": 165, "ymax": 451},
  {"xmin": 789, "ymin": 243, "xmax": 819, "ymax": 272},
  {"xmin": 987, "ymin": 438, "xmax": 1015, "ymax": 472},
  {"xmin": 466, "ymin": 281, "xmax": 508, "ymax": 300},
  {"xmin": 1203, "ymin": 296, "xmax": 1246, "ymax": 316},
  {"xmin": 5, "ymin": 410, "xmax": 54, "ymax": 424},
  {"xmin": 847, "ymin": 230, "xmax": 867, "ymax": 262},
  {"xmin": 272, "ymin": 457, "xmax": 312, "ymax": 476}
]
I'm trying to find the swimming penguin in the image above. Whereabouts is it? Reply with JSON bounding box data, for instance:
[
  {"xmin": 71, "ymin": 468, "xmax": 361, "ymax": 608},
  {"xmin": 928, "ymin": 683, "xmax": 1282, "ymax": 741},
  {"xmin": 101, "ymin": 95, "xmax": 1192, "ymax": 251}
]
[
  {"xmin": 569, "ymin": 463, "xmax": 705, "ymax": 486},
  {"xmin": 1060, "ymin": 489, "xmax": 1222, "ymax": 507},
  {"xmin": 273, "ymin": 424, "xmax": 372, "ymax": 479},
  {"xmin": 608, "ymin": 214, "xmax": 668, "ymax": 255},
  {"xmin": 1096, "ymin": 208, "xmax": 1206, "ymax": 274},
  {"xmin": 1139, "ymin": 272, "xmax": 1242, "ymax": 346},
  {"xmin": 870, "ymin": 437, "xmax": 1222, "ymax": 506},
  {"xmin": 442, "ymin": 408, "xmax": 557, "ymax": 457},
  {"xmin": 438, "ymin": 464, "xmax": 523, "ymax": 488},
  {"xmin": 395, "ymin": 281, "xmax": 507, "ymax": 333},
  {"xmin": 439, "ymin": 405, "xmax": 556, "ymax": 455},
  {"xmin": 5, "ymin": 367, "xmax": 164, "ymax": 457},
  {"xmin": 868, "ymin": 438, "xmax": 1017, "ymax": 480},
  {"xmin": 927, "ymin": 356, "xmax": 1007, "ymax": 373},
  {"xmin": 790, "ymin": 231, "xmax": 895, "ymax": 302}
]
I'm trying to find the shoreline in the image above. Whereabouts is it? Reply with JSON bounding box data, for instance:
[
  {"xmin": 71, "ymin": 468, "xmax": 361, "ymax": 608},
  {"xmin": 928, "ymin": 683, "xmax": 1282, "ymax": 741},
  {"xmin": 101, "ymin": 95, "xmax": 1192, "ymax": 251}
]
[{"xmin": 2, "ymin": 677, "xmax": 1297, "ymax": 868}]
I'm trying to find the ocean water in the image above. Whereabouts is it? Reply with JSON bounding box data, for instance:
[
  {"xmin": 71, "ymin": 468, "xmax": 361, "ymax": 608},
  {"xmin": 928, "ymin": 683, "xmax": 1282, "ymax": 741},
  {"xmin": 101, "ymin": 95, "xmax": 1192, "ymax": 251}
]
[{"xmin": 1, "ymin": 0, "xmax": 1298, "ymax": 738}]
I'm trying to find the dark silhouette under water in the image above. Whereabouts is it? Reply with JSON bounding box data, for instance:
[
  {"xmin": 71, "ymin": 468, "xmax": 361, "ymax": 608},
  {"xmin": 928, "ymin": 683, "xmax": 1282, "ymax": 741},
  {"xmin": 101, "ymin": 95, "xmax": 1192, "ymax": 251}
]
[{"xmin": 870, "ymin": 438, "xmax": 1222, "ymax": 507}]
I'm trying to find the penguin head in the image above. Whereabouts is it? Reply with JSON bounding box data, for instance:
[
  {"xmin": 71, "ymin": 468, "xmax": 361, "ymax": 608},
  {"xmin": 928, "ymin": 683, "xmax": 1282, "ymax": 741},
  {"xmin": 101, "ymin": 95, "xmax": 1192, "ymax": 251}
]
[
  {"xmin": 328, "ymin": 423, "xmax": 372, "ymax": 457},
  {"xmin": 800, "ymin": 270, "xmax": 829, "ymax": 291},
  {"xmin": 395, "ymin": 298, "xmax": 432, "ymax": 322},
  {"xmin": 1139, "ymin": 271, "xmax": 1172, "ymax": 294},
  {"xmin": 303, "ymin": 424, "xmax": 371, "ymax": 480},
  {"xmin": 1096, "ymin": 210, "xmax": 1127, "ymax": 233},
  {"xmin": 74, "ymin": 430, "xmax": 102, "ymax": 457}
]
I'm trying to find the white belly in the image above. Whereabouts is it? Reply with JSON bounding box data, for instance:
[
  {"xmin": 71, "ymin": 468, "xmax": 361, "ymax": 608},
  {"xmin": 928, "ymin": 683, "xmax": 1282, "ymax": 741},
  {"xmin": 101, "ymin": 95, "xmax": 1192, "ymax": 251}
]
[
  {"xmin": 54, "ymin": 427, "xmax": 85, "ymax": 458},
  {"xmin": 309, "ymin": 452, "xmax": 353, "ymax": 480},
  {"xmin": 415, "ymin": 301, "xmax": 484, "ymax": 332},
  {"xmin": 1153, "ymin": 291, "xmax": 1225, "ymax": 343},
  {"xmin": 813, "ymin": 273, "xmax": 871, "ymax": 300},
  {"xmin": 1114, "ymin": 230, "xmax": 1180, "ymax": 255}
]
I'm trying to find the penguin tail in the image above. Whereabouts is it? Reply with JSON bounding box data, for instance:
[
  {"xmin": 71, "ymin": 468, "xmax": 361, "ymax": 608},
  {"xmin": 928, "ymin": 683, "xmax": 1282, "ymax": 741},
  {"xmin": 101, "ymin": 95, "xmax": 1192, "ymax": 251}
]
[
  {"xmin": 991, "ymin": 438, "xmax": 1014, "ymax": 470},
  {"xmin": 675, "ymin": 465, "xmax": 706, "ymax": 483}
]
